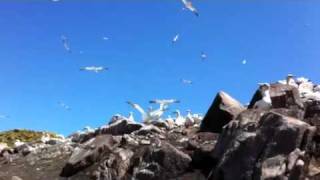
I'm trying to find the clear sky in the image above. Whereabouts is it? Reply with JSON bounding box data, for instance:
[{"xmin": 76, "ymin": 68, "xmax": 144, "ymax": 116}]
[{"xmin": 0, "ymin": 0, "xmax": 320, "ymax": 135}]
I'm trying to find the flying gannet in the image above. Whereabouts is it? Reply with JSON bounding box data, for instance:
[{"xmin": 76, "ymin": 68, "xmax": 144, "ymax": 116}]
[
  {"xmin": 58, "ymin": 101, "xmax": 71, "ymax": 111},
  {"xmin": 242, "ymin": 59, "xmax": 247, "ymax": 65},
  {"xmin": 61, "ymin": 35, "xmax": 71, "ymax": 53},
  {"xmin": 127, "ymin": 100, "xmax": 174, "ymax": 122},
  {"xmin": 201, "ymin": 52, "xmax": 207, "ymax": 61},
  {"xmin": 172, "ymin": 34, "xmax": 179, "ymax": 44},
  {"xmin": 80, "ymin": 66, "xmax": 108, "ymax": 73},
  {"xmin": 253, "ymin": 83, "xmax": 272, "ymax": 110},
  {"xmin": 102, "ymin": 37, "xmax": 109, "ymax": 41},
  {"xmin": 0, "ymin": 114, "xmax": 9, "ymax": 119},
  {"xmin": 181, "ymin": 0, "xmax": 199, "ymax": 16},
  {"xmin": 181, "ymin": 79, "xmax": 193, "ymax": 85}
]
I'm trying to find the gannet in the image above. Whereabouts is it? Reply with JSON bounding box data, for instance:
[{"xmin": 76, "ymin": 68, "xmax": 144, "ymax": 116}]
[
  {"xmin": 173, "ymin": 110, "xmax": 185, "ymax": 126},
  {"xmin": 0, "ymin": 114, "xmax": 9, "ymax": 119},
  {"xmin": 181, "ymin": 0, "xmax": 199, "ymax": 16},
  {"xmin": 58, "ymin": 101, "xmax": 71, "ymax": 111},
  {"xmin": 242, "ymin": 59, "xmax": 247, "ymax": 65},
  {"xmin": 253, "ymin": 83, "xmax": 272, "ymax": 110},
  {"xmin": 172, "ymin": 34, "xmax": 179, "ymax": 44},
  {"xmin": 83, "ymin": 126, "xmax": 95, "ymax": 133},
  {"xmin": 127, "ymin": 101, "xmax": 171, "ymax": 122},
  {"xmin": 127, "ymin": 112, "xmax": 134, "ymax": 122},
  {"xmin": 127, "ymin": 101, "xmax": 150, "ymax": 122},
  {"xmin": 181, "ymin": 79, "xmax": 193, "ymax": 85},
  {"xmin": 201, "ymin": 52, "xmax": 207, "ymax": 61},
  {"xmin": 286, "ymin": 74, "xmax": 298, "ymax": 87},
  {"xmin": 185, "ymin": 110, "xmax": 195, "ymax": 127},
  {"xmin": 149, "ymin": 99, "xmax": 180, "ymax": 105},
  {"xmin": 80, "ymin": 66, "xmax": 108, "ymax": 73},
  {"xmin": 102, "ymin": 37, "xmax": 109, "ymax": 41},
  {"xmin": 296, "ymin": 77, "xmax": 313, "ymax": 95},
  {"xmin": 41, "ymin": 133, "xmax": 51, "ymax": 143},
  {"xmin": 14, "ymin": 140, "xmax": 25, "ymax": 147},
  {"xmin": 61, "ymin": 35, "xmax": 71, "ymax": 53}
]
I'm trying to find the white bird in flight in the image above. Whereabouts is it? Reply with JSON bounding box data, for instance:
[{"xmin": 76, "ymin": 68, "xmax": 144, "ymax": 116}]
[
  {"xmin": 61, "ymin": 35, "xmax": 71, "ymax": 53},
  {"xmin": 242, "ymin": 59, "xmax": 247, "ymax": 65},
  {"xmin": 181, "ymin": 79, "xmax": 193, "ymax": 85},
  {"xmin": 181, "ymin": 0, "xmax": 199, "ymax": 16},
  {"xmin": 149, "ymin": 99, "xmax": 180, "ymax": 105},
  {"xmin": 0, "ymin": 114, "xmax": 9, "ymax": 119},
  {"xmin": 201, "ymin": 52, "xmax": 207, "ymax": 61},
  {"xmin": 102, "ymin": 37, "xmax": 109, "ymax": 41},
  {"xmin": 58, "ymin": 101, "xmax": 71, "ymax": 111},
  {"xmin": 172, "ymin": 34, "xmax": 180, "ymax": 44},
  {"xmin": 80, "ymin": 66, "xmax": 108, "ymax": 73}
]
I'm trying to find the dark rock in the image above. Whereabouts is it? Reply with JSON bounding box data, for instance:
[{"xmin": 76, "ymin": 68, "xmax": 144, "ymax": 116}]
[
  {"xmin": 200, "ymin": 91, "xmax": 245, "ymax": 133},
  {"xmin": 60, "ymin": 135, "xmax": 120, "ymax": 177},
  {"xmin": 209, "ymin": 111, "xmax": 315, "ymax": 180},
  {"xmin": 249, "ymin": 83, "xmax": 305, "ymax": 119},
  {"xmin": 188, "ymin": 132, "xmax": 218, "ymax": 175},
  {"xmin": 98, "ymin": 120, "xmax": 143, "ymax": 136},
  {"xmin": 131, "ymin": 141, "xmax": 192, "ymax": 180}
]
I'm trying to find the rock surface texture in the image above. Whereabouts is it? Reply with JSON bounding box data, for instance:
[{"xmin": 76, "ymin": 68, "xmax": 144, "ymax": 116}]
[{"xmin": 1, "ymin": 77, "xmax": 320, "ymax": 180}]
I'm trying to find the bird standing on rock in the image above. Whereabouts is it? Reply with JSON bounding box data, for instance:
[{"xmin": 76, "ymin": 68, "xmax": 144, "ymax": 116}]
[{"xmin": 253, "ymin": 83, "xmax": 272, "ymax": 110}]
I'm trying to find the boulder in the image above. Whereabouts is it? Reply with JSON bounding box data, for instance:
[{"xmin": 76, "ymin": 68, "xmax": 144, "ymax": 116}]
[
  {"xmin": 209, "ymin": 111, "xmax": 315, "ymax": 180},
  {"xmin": 200, "ymin": 91, "xmax": 245, "ymax": 133},
  {"xmin": 131, "ymin": 141, "xmax": 192, "ymax": 180},
  {"xmin": 60, "ymin": 135, "xmax": 120, "ymax": 177},
  {"xmin": 98, "ymin": 119, "xmax": 143, "ymax": 136},
  {"xmin": 249, "ymin": 83, "xmax": 305, "ymax": 119}
]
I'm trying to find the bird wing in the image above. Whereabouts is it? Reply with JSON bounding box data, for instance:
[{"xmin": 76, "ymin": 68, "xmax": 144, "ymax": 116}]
[{"xmin": 127, "ymin": 101, "xmax": 146, "ymax": 115}]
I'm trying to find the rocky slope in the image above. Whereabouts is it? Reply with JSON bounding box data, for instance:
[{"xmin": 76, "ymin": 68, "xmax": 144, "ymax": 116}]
[{"xmin": 1, "ymin": 77, "xmax": 320, "ymax": 180}]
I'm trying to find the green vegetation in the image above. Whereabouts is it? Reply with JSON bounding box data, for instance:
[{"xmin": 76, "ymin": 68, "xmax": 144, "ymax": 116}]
[{"xmin": 0, "ymin": 129, "xmax": 58, "ymax": 147}]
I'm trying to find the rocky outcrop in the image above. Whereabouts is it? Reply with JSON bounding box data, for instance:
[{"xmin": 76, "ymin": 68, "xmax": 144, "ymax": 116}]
[
  {"xmin": 2, "ymin": 76, "xmax": 320, "ymax": 180},
  {"xmin": 209, "ymin": 111, "xmax": 315, "ymax": 180},
  {"xmin": 60, "ymin": 135, "xmax": 120, "ymax": 177},
  {"xmin": 200, "ymin": 91, "xmax": 245, "ymax": 133},
  {"xmin": 249, "ymin": 83, "xmax": 305, "ymax": 119}
]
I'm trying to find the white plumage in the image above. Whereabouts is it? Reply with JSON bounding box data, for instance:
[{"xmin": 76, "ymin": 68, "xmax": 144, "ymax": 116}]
[{"xmin": 253, "ymin": 83, "xmax": 272, "ymax": 110}]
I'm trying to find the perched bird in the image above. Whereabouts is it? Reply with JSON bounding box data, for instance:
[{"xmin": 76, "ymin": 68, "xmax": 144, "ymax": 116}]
[
  {"xmin": 127, "ymin": 112, "xmax": 135, "ymax": 122},
  {"xmin": 185, "ymin": 110, "xmax": 195, "ymax": 127},
  {"xmin": 172, "ymin": 34, "xmax": 179, "ymax": 44},
  {"xmin": 80, "ymin": 66, "xmax": 108, "ymax": 73},
  {"xmin": 181, "ymin": 0, "xmax": 199, "ymax": 16},
  {"xmin": 286, "ymin": 74, "xmax": 298, "ymax": 87},
  {"xmin": 201, "ymin": 52, "xmax": 207, "ymax": 61},
  {"xmin": 61, "ymin": 35, "xmax": 71, "ymax": 53},
  {"xmin": 58, "ymin": 101, "xmax": 71, "ymax": 111},
  {"xmin": 253, "ymin": 83, "xmax": 272, "ymax": 110},
  {"xmin": 181, "ymin": 79, "xmax": 193, "ymax": 85},
  {"xmin": 173, "ymin": 110, "xmax": 186, "ymax": 126}
]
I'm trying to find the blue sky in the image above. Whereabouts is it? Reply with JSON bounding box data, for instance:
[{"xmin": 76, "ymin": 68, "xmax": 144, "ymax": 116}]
[{"xmin": 0, "ymin": 0, "xmax": 319, "ymax": 135}]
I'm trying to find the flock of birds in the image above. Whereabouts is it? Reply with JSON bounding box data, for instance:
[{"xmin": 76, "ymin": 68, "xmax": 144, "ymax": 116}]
[
  {"xmin": 252, "ymin": 74, "xmax": 320, "ymax": 111},
  {"xmin": 55, "ymin": 0, "xmax": 206, "ymax": 111},
  {"xmin": 1, "ymin": 0, "xmax": 249, "ymax": 130},
  {"xmin": 110, "ymin": 98, "xmax": 203, "ymax": 127}
]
